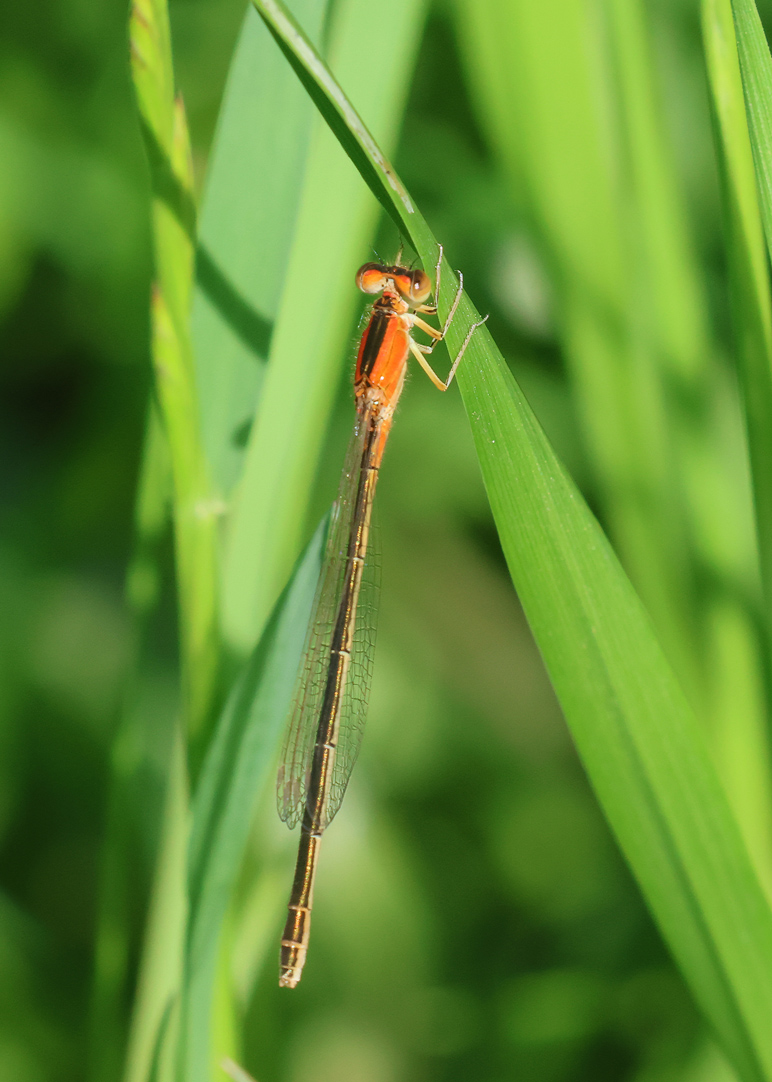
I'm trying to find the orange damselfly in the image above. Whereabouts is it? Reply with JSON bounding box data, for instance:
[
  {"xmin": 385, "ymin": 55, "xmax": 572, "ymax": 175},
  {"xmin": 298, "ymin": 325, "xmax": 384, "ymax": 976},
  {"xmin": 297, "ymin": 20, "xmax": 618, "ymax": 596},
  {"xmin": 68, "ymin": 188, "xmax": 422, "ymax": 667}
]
[{"xmin": 276, "ymin": 246, "xmax": 487, "ymax": 988}]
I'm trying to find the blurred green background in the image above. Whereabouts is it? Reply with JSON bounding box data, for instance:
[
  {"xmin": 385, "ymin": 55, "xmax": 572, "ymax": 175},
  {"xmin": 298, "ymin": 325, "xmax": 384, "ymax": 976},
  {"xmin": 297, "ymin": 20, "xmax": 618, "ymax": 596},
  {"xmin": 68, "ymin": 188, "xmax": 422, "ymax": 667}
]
[{"xmin": 1, "ymin": 0, "xmax": 767, "ymax": 1079}]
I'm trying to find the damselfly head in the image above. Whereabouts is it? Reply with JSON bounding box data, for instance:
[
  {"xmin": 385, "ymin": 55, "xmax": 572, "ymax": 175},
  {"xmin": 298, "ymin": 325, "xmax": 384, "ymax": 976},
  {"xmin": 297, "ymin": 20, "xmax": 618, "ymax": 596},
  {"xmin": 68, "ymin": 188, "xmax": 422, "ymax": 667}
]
[{"xmin": 356, "ymin": 262, "xmax": 432, "ymax": 308}]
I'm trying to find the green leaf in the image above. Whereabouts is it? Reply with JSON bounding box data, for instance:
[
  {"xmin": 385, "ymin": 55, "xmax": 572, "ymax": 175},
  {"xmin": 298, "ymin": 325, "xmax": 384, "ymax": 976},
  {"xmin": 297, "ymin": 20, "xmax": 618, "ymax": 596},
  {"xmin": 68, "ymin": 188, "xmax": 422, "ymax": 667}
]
[
  {"xmin": 150, "ymin": 276, "xmax": 220, "ymax": 744},
  {"xmin": 89, "ymin": 406, "xmax": 172, "ymax": 1082},
  {"xmin": 725, "ymin": 0, "xmax": 772, "ymax": 619},
  {"xmin": 702, "ymin": 0, "xmax": 772, "ymax": 891},
  {"xmin": 179, "ymin": 521, "xmax": 325, "ymax": 1082},
  {"xmin": 191, "ymin": 0, "xmax": 330, "ymax": 497},
  {"xmin": 122, "ymin": 732, "xmax": 187, "ymax": 1082},
  {"xmin": 221, "ymin": 0, "xmax": 430, "ymax": 655},
  {"xmin": 249, "ymin": 2, "xmax": 772, "ymax": 1077},
  {"xmin": 251, "ymin": 0, "xmax": 439, "ymax": 266},
  {"xmin": 453, "ymin": 0, "xmax": 715, "ymax": 709},
  {"xmin": 731, "ymin": 0, "xmax": 772, "ymax": 258},
  {"xmin": 457, "ymin": 0, "xmax": 772, "ymax": 968},
  {"xmin": 251, "ymin": 0, "xmax": 422, "ymax": 248},
  {"xmin": 130, "ymin": 0, "xmax": 220, "ymax": 740},
  {"xmin": 459, "ymin": 330, "xmax": 772, "ymax": 1082}
]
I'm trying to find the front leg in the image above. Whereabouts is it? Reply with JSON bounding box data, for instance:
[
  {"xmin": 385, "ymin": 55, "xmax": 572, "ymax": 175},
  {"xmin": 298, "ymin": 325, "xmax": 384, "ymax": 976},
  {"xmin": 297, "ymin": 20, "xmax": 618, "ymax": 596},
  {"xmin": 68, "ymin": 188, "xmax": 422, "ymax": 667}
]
[{"xmin": 409, "ymin": 311, "xmax": 489, "ymax": 391}]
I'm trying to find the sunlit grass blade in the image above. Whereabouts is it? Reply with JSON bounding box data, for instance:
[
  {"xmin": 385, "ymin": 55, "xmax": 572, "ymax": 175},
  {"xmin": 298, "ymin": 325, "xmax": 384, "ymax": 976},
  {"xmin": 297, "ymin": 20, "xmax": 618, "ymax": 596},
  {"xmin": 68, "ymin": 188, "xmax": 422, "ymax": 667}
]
[
  {"xmin": 731, "ymin": 0, "xmax": 772, "ymax": 252},
  {"xmin": 179, "ymin": 523, "xmax": 325, "ymax": 1082},
  {"xmin": 457, "ymin": 332, "xmax": 772, "ymax": 1082},
  {"xmin": 455, "ymin": 0, "xmax": 772, "ymax": 905},
  {"xmin": 702, "ymin": 0, "xmax": 772, "ymax": 892},
  {"xmin": 608, "ymin": 0, "xmax": 711, "ymax": 392},
  {"xmin": 251, "ymin": 0, "xmax": 439, "ymax": 262},
  {"xmin": 725, "ymin": 0, "xmax": 772, "ymax": 620},
  {"xmin": 130, "ymin": 0, "xmax": 220, "ymax": 741},
  {"xmin": 249, "ymin": 2, "xmax": 772, "ymax": 1076},
  {"xmin": 222, "ymin": 0, "xmax": 430, "ymax": 655},
  {"xmin": 453, "ymin": 0, "xmax": 712, "ymax": 708},
  {"xmin": 191, "ymin": 0, "xmax": 331, "ymax": 498},
  {"xmin": 127, "ymin": 2, "xmax": 219, "ymax": 1078},
  {"xmin": 150, "ymin": 279, "xmax": 220, "ymax": 746}
]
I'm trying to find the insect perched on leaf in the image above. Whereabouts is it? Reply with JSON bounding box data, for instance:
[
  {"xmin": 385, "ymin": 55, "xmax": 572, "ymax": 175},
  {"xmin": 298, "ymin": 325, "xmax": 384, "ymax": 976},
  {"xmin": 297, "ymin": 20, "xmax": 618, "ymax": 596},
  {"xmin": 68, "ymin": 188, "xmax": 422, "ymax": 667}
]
[{"xmin": 276, "ymin": 246, "xmax": 487, "ymax": 988}]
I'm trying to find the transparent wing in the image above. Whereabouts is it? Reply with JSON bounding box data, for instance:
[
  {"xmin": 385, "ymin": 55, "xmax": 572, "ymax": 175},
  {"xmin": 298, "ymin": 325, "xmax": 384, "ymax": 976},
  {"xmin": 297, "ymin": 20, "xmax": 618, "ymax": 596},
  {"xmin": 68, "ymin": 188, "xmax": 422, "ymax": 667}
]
[
  {"xmin": 325, "ymin": 504, "xmax": 380, "ymax": 825},
  {"xmin": 276, "ymin": 407, "xmax": 380, "ymax": 828}
]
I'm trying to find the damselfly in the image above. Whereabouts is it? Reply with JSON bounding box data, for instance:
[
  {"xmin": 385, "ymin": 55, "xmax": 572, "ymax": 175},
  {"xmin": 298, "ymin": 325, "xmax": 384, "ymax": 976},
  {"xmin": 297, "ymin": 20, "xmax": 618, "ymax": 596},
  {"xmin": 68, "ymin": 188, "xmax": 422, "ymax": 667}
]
[{"xmin": 277, "ymin": 246, "xmax": 487, "ymax": 988}]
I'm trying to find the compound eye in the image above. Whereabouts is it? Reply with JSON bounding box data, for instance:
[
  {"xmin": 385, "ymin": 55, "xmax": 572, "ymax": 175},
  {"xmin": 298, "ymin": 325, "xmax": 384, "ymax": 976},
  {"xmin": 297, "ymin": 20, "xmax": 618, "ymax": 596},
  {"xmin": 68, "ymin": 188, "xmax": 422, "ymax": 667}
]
[
  {"xmin": 408, "ymin": 270, "xmax": 432, "ymax": 304},
  {"xmin": 391, "ymin": 272, "xmax": 414, "ymax": 299},
  {"xmin": 391, "ymin": 269, "xmax": 432, "ymax": 305},
  {"xmin": 356, "ymin": 263, "xmax": 388, "ymax": 294}
]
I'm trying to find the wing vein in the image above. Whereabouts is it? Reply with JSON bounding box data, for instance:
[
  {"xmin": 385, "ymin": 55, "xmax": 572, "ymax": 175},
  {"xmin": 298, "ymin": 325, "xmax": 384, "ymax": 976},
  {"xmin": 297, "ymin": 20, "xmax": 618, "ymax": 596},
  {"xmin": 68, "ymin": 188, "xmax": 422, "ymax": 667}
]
[{"xmin": 277, "ymin": 401, "xmax": 382, "ymax": 829}]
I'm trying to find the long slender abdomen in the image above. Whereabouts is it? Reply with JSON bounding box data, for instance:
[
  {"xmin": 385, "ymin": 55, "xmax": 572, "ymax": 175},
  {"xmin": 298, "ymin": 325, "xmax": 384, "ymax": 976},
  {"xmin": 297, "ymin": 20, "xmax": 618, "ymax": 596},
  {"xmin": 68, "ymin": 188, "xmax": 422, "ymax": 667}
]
[{"xmin": 279, "ymin": 409, "xmax": 382, "ymax": 988}]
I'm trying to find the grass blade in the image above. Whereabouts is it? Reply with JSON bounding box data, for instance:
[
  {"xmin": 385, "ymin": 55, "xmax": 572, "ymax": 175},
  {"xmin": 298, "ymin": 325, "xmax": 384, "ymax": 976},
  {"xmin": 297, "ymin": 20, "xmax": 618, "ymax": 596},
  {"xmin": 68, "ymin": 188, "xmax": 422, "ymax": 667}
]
[
  {"xmin": 248, "ymin": 2, "xmax": 772, "ymax": 1076},
  {"xmin": 458, "ymin": 329, "xmax": 772, "ymax": 1082},
  {"xmin": 251, "ymin": 0, "xmax": 438, "ymax": 262},
  {"xmin": 89, "ymin": 406, "xmax": 172, "ymax": 1082},
  {"xmin": 453, "ymin": 0, "xmax": 713, "ymax": 707},
  {"xmin": 127, "ymin": 2, "xmax": 218, "ymax": 1078},
  {"xmin": 222, "ymin": 0, "xmax": 429, "ymax": 654},
  {"xmin": 702, "ymin": 0, "xmax": 772, "ymax": 891},
  {"xmin": 130, "ymin": 0, "xmax": 220, "ymax": 740},
  {"xmin": 191, "ymin": 0, "xmax": 331, "ymax": 498},
  {"xmin": 179, "ymin": 523, "xmax": 325, "ymax": 1082},
  {"xmin": 731, "ymin": 0, "xmax": 772, "ymax": 253},
  {"xmin": 725, "ymin": 0, "xmax": 772, "ymax": 621},
  {"xmin": 455, "ymin": 0, "xmax": 772, "ymax": 901},
  {"xmin": 122, "ymin": 731, "xmax": 187, "ymax": 1082}
]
